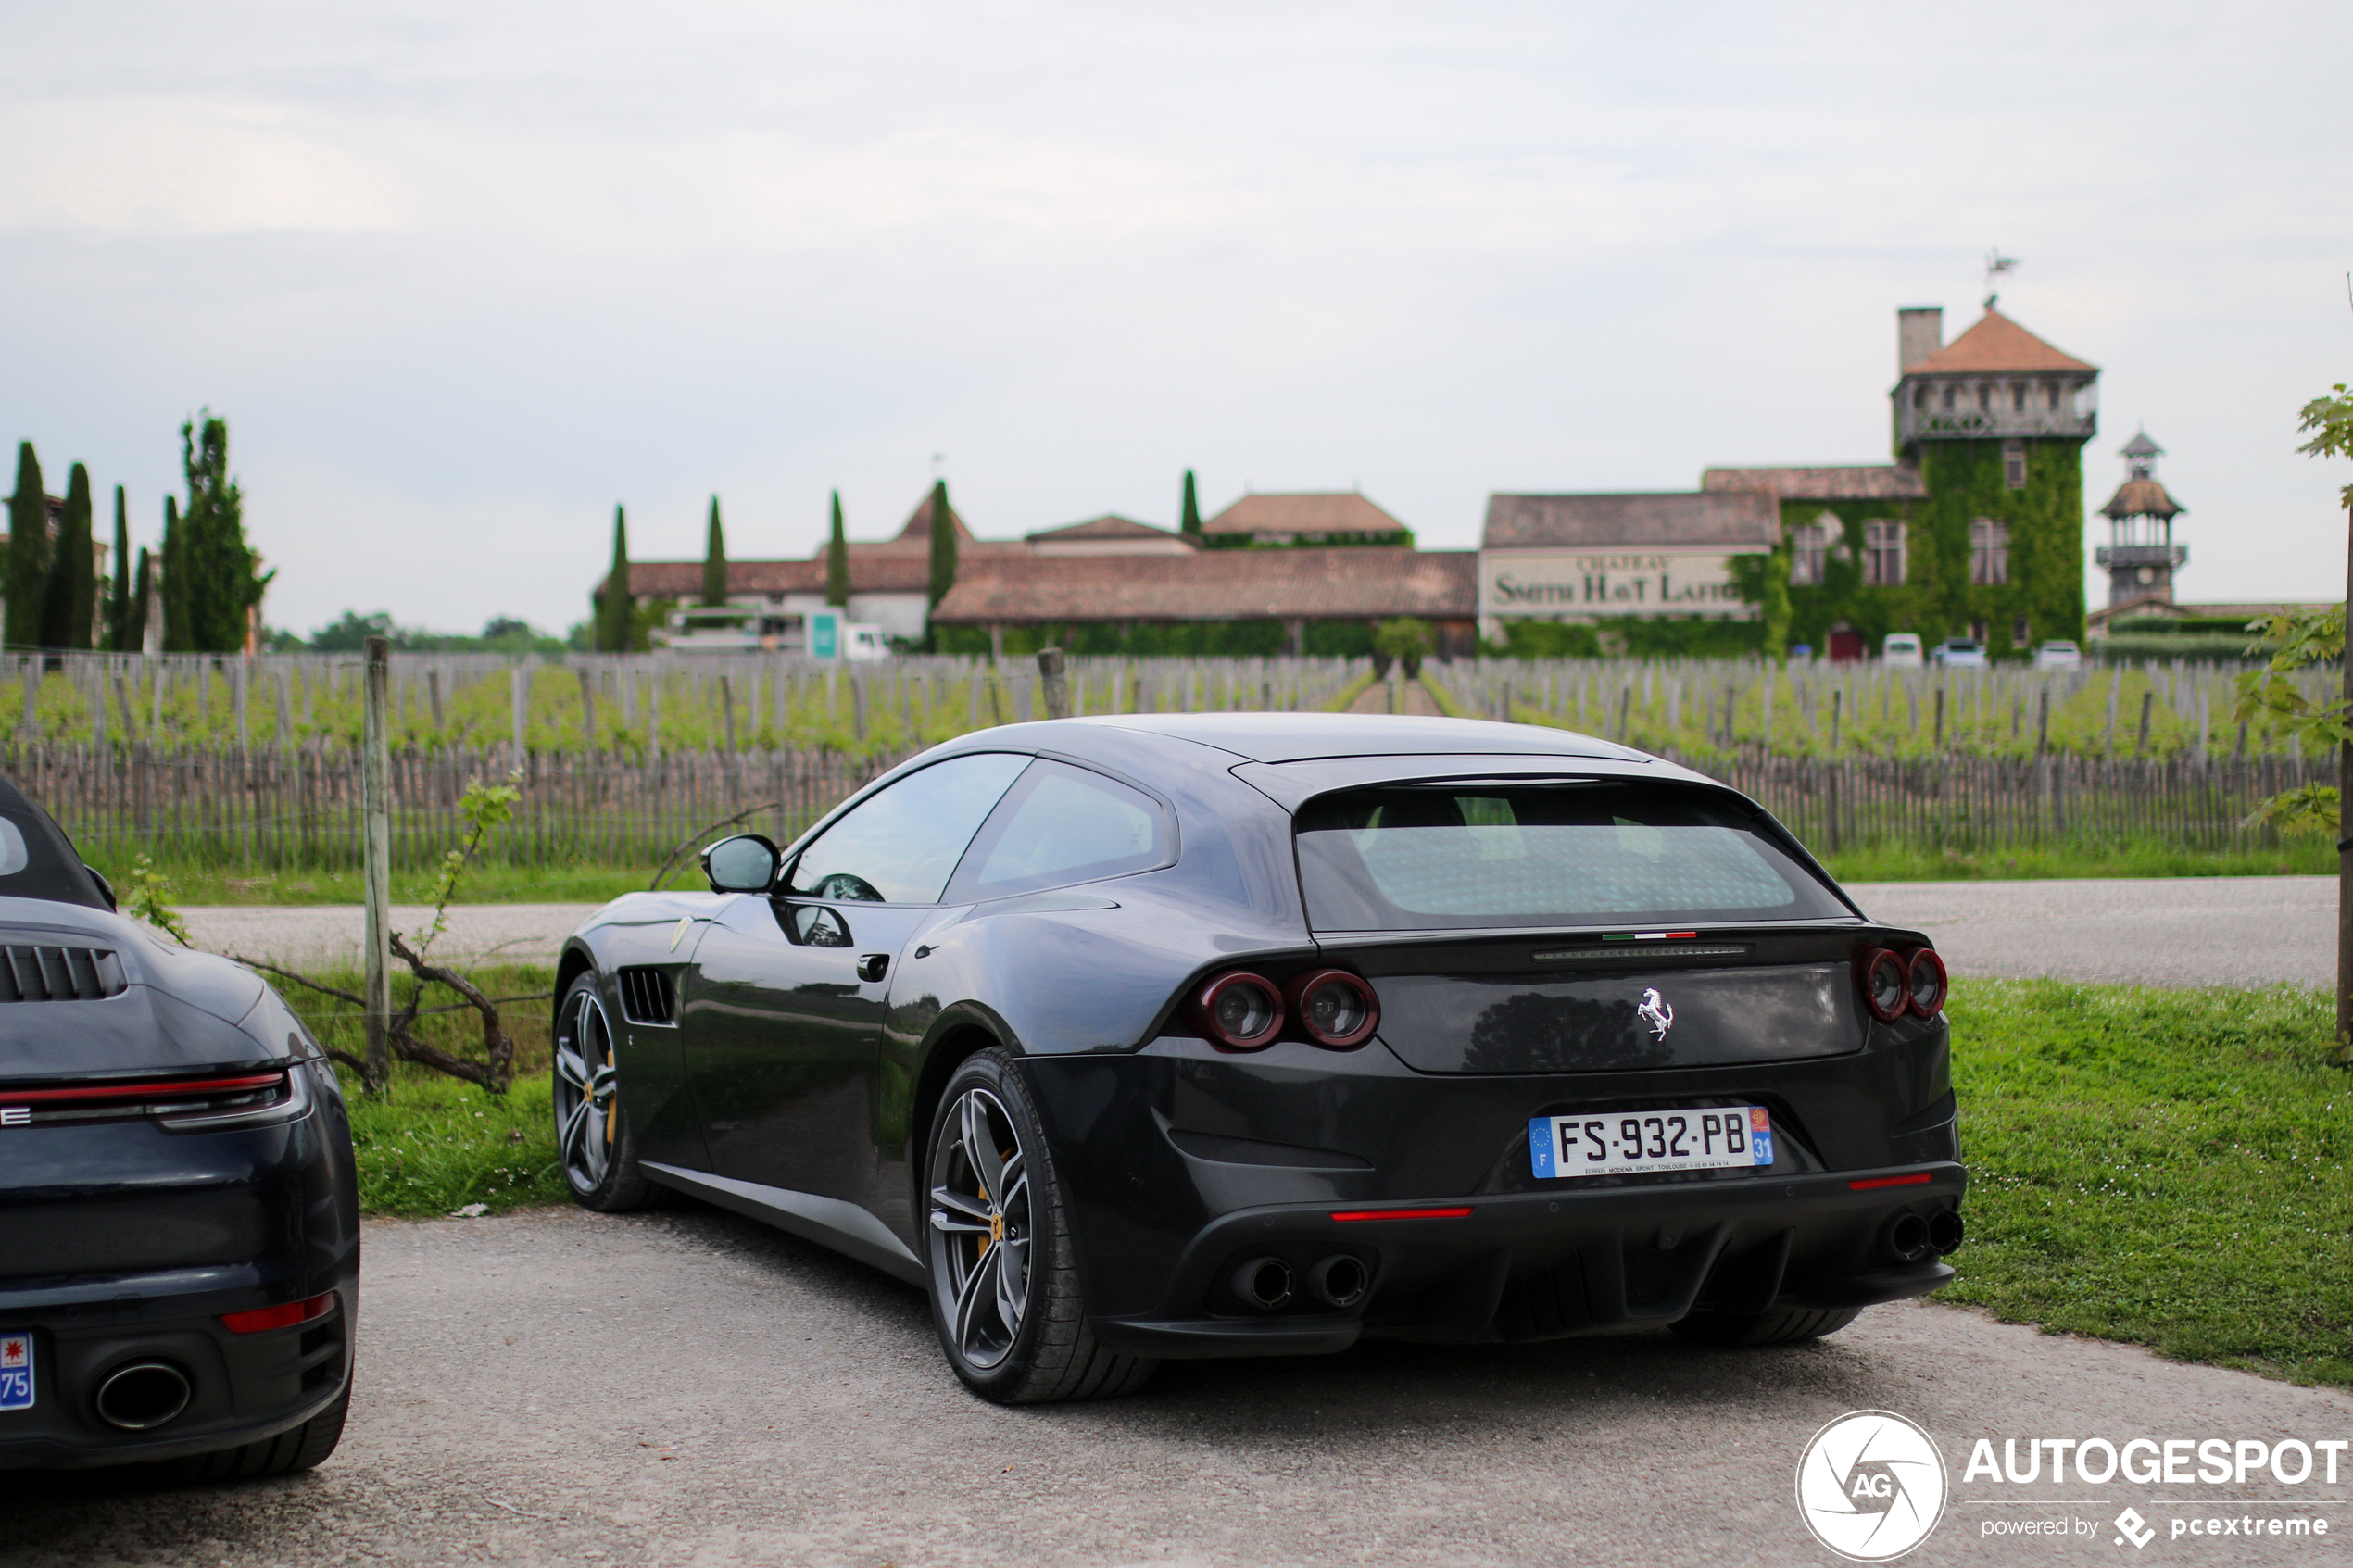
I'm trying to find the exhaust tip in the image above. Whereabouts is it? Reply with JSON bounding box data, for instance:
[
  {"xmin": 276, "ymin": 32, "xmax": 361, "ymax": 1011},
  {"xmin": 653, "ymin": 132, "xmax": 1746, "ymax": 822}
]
[
  {"xmin": 1231, "ymin": 1257, "xmax": 1294, "ymax": 1311},
  {"xmin": 94, "ymin": 1361, "xmax": 193, "ymax": 1431},
  {"xmin": 1885, "ymin": 1213, "xmax": 1931, "ymax": 1264},
  {"xmin": 1928, "ymin": 1210, "xmax": 1965, "ymax": 1255},
  {"xmin": 1308, "ymin": 1255, "xmax": 1368, "ymax": 1309}
]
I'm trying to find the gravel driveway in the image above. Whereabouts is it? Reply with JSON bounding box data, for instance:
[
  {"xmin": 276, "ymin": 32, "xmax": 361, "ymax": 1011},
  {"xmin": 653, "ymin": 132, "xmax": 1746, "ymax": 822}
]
[
  {"xmin": 5, "ymin": 1207, "xmax": 2346, "ymax": 1567},
  {"xmin": 179, "ymin": 875, "xmax": 2334, "ymax": 988}
]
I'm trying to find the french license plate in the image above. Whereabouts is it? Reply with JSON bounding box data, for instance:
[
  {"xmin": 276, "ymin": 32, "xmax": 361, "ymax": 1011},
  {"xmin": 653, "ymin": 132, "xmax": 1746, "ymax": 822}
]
[
  {"xmin": 0, "ymin": 1331, "xmax": 31, "ymax": 1411},
  {"xmin": 1529, "ymin": 1107, "xmax": 1773, "ymax": 1179}
]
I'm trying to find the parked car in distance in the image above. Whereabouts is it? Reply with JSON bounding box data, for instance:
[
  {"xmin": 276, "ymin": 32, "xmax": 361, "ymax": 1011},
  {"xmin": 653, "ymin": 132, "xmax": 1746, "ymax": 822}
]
[
  {"xmin": 1881, "ymin": 633, "xmax": 1924, "ymax": 668},
  {"xmin": 0, "ymin": 774, "xmax": 358, "ymax": 1475},
  {"xmin": 2033, "ymin": 640, "xmax": 2082, "ymax": 669},
  {"xmin": 556, "ymin": 713, "xmax": 1966, "ymax": 1404},
  {"xmin": 1932, "ymin": 639, "xmax": 1987, "ymax": 669}
]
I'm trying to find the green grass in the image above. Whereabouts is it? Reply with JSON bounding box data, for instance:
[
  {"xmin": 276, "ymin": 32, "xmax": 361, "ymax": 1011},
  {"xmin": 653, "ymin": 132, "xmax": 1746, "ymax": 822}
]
[
  {"xmin": 1943, "ymin": 980, "xmax": 2350, "ymax": 1387},
  {"xmin": 345, "ymin": 1068, "xmax": 566, "ymax": 1217},
  {"xmin": 114, "ymin": 858, "xmax": 654, "ymax": 907},
  {"xmin": 1822, "ymin": 838, "xmax": 2334, "ymax": 883}
]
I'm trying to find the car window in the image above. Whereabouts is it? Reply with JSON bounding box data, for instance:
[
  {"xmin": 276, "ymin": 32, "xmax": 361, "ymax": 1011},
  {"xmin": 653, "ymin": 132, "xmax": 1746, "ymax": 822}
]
[
  {"xmin": 1293, "ymin": 781, "xmax": 1846, "ymax": 932},
  {"xmin": 785, "ymin": 753, "xmax": 1030, "ymax": 904},
  {"xmin": 946, "ymin": 760, "xmax": 1171, "ymax": 901}
]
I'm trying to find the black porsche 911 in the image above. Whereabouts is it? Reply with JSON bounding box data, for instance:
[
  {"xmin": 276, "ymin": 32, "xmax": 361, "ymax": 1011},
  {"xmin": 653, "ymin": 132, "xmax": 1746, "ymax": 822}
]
[
  {"xmin": 0, "ymin": 775, "xmax": 358, "ymax": 1474},
  {"xmin": 556, "ymin": 712, "xmax": 1963, "ymax": 1404}
]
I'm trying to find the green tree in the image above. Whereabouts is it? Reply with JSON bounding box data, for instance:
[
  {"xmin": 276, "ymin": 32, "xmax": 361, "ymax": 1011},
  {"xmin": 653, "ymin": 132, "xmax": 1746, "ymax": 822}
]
[
  {"xmin": 926, "ymin": 478, "xmax": 957, "ymax": 609},
  {"xmin": 106, "ymin": 485, "xmax": 132, "ymax": 650},
  {"xmin": 6, "ymin": 443, "xmax": 50, "ymax": 650},
  {"xmin": 42, "ymin": 462, "xmax": 95, "ymax": 650},
  {"xmin": 177, "ymin": 413, "xmax": 271, "ymax": 652},
  {"xmin": 825, "ymin": 490, "xmax": 850, "ymax": 607},
  {"xmin": 1180, "ymin": 470, "xmax": 1202, "ymax": 540},
  {"xmin": 702, "ymin": 495, "xmax": 728, "ymax": 607},
  {"xmin": 159, "ymin": 496, "xmax": 191, "ymax": 652},
  {"xmin": 597, "ymin": 505, "xmax": 633, "ymax": 652},
  {"xmin": 126, "ymin": 547, "xmax": 151, "ymax": 652}
]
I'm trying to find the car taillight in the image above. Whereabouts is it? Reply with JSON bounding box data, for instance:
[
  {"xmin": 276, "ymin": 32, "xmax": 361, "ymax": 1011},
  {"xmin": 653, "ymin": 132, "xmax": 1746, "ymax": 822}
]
[
  {"xmin": 1906, "ymin": 947, "xmax": 1947, "ymax": 1018},
  {"xmin": 1285, "ymin": 969, "xmax": 1379, "ymax": 1049},
  {"xmin": 1191, "ymin": 972, "xmax": 1283, "ymax": 1050},
  {"xmin": 1858, "ymin": 947, "xmax": 1909, "ymax": 1023},
  {"xmin": 220, "ymin": 1290, "xmax": 337, "ymax": 1335}
]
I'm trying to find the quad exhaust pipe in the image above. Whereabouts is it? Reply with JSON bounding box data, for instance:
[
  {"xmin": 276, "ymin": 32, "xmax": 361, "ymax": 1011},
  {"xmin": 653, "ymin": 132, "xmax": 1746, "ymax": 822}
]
[
  {"xmin": 1232, "ymin": 1257, "xmax": 1294, "ymax": 1311},
  {"xmin": 1928, "ymin": 1210, "xmax": 1965, "ymax": 1255},
  {"xmin": 94, "ymin": 1360, "xmax": 193, "ymax": 1431},
  {"xmin": 1233, "ymin": 1255, "xmax": 1371, "ymax": 1311},
  {"xmin": 1309, "ymin": 1255, "xmax": 1368, "ymax": 1309},
  {"xmin": 1882, "ymin": 1210, "xmax": 1966, "ymax": 1265}
]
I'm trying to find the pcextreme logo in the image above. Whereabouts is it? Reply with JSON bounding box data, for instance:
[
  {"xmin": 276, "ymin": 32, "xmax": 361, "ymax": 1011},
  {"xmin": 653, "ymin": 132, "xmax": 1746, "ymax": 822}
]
[{"xmin": 1796, "ymin": 1410, "xmax": 1949, "ymax": 1561}]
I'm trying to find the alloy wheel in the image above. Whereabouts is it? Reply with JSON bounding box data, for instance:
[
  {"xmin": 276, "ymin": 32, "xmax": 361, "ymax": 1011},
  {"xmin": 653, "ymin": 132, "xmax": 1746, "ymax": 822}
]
[
  {"xmin": 927, "ymin": 1087, "xmax": 1032, "ymax": 1371},
  {"xmin": 554, "ymin": 986, "xmax": 619, "ymax": 1195}
]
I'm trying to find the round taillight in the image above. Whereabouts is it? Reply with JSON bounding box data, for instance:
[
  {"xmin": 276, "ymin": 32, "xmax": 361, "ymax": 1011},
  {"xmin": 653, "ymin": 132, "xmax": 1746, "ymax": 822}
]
[
  {"xmin": 1906, "ymin": 947, "xmax": 1947, "ymax": 1018},
  {"xmin": 1285, "ymin": 969, "xmax": 1379, "ymax": 1049},
  {"xmin": 1859, "ymin": 947, "xmax": 1909, "ymax": 1023},
  {"xmin": 1193, "ymin": 972, "xmax": 1283, "ymax": 1050}
]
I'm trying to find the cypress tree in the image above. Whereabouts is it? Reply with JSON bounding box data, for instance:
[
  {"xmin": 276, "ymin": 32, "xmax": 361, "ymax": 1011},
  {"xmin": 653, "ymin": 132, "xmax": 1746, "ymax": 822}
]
[
  {"xmin": 598, "ymin": 505, "xmax": 632, "ymax": 652},
  {"xmin": 127, "ymin": 548, "xmax": 151, "ymax": 653},
  {"xmin": 107, "ymin": 484, "xmax": 132, "ymax": 650},
  {"xmin": 701, "ymin": 495, "xmax": 728, "ymax": 607},
  {"xmin": 42, "ymin": 463, "xmax": 95, "ymax": 650},
  {"xmin": 825, "ymin": 490, "xmax": 849, "ymax": 608},
  {"xmin": 159, "ymin": 496, "xmax": 191, "ymax": 653},
  {"xmin": 1180, "ymin": 469, "xmax": 1202, "ymax": 540},
  {"xmin": 926, "ymin": 479, "xmax": 957, "ymax": 608},
  {"xmin": 6, "ymin": 443, "xmax": 50, "ymax": 650},
  {"xmin": 177, "ymin": 413, "xmax": 271, "ymax": 652}
]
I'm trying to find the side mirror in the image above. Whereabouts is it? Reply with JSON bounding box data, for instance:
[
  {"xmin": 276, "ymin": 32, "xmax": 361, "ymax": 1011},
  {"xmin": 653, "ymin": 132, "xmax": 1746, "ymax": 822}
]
[{"xmin": 701, "ymin": 834, "xmax": 780, "ymax": 894}]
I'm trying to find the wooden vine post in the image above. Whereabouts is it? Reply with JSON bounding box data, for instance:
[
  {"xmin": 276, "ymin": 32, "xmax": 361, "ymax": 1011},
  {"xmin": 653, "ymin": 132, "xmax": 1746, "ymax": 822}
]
[
  {"xmin": 1037, "ymin": 646, "xmax": 1070, "ymax": 720},
  {"xmin": 361, "ymin": 635, "xmax": 393, "ymax": 1090}
]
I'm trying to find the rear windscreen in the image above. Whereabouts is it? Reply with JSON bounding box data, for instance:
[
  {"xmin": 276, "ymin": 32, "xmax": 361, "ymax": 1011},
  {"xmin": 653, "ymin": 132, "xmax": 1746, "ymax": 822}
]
[{"xmin": 1293, "ymin": 781, "xmax": 1846, "ymax": 932}]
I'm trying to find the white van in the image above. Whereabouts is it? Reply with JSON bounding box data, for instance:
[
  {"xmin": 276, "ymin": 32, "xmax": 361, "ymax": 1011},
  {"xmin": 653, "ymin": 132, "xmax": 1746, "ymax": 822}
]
[{"xmin": 1881, "ymin": 633, "xmax": 1924, "ymax": 668}]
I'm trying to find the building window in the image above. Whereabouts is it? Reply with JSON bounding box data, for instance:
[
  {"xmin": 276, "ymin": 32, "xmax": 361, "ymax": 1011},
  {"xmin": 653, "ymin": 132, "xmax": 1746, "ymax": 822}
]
[
  {"xmin": 1941, "ymin": 384, "xmax": 1956, "ymax": 412},
  {"xmin": 2010, "ymin": 383, "xmax": 2027, "ymax": 411},
  {"xmin": 1976, "ymin": 384, "xmax": 1992, "ymax": 413},
  {"xmin": 2044, "ymin": 381, "xmax": 2061, "ymax": 410},
  {"xmin": 2013, "ymin": 614, "xmax": 2031, "ymax": 646},
  {"xmin": 1969, "ymin": 518, "xmax": 2010, "ymax": 584},
  {"xmin": 2003, "ymin": 439, "xmax": 2027, "ymax": 489},
  {"xmin": 1789, "ymin": 513, "xmax": 1835, "ymax": 585},
  {"xmin": 1914, "ymin": 384, "xmax": 1928, "ymax": 409},
  {"xmin": 1863, "ymin": 520, "xmax": 1906, "ymax": 586}
]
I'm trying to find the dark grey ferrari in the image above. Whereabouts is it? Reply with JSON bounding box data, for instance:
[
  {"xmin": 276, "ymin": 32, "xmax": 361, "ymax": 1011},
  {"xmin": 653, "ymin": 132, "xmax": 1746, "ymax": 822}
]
[
  {"xmin": 0, "ymin": 775, "xmax": 358, "ymax": 1473},
  {"xmin": 555, "ymin": 713, "xmax": 1963, "ymax": 1404}
]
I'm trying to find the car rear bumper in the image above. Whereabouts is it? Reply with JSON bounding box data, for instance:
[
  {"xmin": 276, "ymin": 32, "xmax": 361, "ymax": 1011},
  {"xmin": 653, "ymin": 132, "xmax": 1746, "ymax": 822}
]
[{"xmin": 1086, "ymin": 1161, "xmax": 1961, "ymax": 1358}]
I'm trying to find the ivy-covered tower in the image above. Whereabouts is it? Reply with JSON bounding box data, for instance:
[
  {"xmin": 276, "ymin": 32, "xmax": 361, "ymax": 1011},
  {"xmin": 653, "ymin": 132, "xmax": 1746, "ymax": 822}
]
[{"xmin": 1891, "ymin": 304, "xmax": 2098, "ymax": 650}]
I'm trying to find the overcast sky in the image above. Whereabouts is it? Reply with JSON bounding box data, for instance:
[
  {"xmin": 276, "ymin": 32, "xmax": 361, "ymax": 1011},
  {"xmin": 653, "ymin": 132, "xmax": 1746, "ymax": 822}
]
[{"xmin": 1, "ymin": 2, "xmax": 2345, "ymax": 637}]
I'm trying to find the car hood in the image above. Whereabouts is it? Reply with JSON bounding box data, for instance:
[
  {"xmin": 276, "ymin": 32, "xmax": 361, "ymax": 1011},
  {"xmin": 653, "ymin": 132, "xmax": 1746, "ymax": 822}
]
[{"xmin": 0, "ymin": 897, "xmax": 298, "ymax": 1083}]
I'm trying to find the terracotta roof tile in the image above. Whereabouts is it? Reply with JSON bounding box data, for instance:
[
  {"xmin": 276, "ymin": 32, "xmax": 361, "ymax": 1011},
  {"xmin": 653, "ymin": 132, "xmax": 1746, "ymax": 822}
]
[
  {"xmin": 2099, "ymin": 478, "xmax": 2185, "ymax": 520},
  {"xmin": 1905, "ymin": 308, "xmax": 2095, "ymax": 376},
  {"xmin": 1025, "ymin": 514, "xmax": 1187, "ymax": 543},
  {"xmin": 1702, "ymin": 464, "xmax": 1927, "ymax": 501},
  {"xmin": 1202, "ymin": 492, "xmax": 1409, "ymax": 539},
  {"xmin": 1483, "ymin": 492, "xmax": 1780, "ymax": 550},
  {"xmin": 931, "ymin": 548, "xmax": 1477, "ymax": 623}
]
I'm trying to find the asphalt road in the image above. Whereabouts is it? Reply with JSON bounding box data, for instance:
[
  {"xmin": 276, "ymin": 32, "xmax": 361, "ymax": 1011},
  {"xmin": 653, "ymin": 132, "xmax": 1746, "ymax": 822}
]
[
  {"xmin": 181, "ymin": 875, "xmax": 2334, "ymax": 989},
  {"xmin": 6, "ymin": 1207, "xmax": 2347, "ymax": 1567}
]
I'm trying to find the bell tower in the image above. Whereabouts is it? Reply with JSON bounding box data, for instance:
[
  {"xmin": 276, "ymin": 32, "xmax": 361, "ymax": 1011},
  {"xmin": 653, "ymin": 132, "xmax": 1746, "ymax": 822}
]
[{"xmin": 2094, "ymin": 431, "xmax": 2187, "ymax": 608}]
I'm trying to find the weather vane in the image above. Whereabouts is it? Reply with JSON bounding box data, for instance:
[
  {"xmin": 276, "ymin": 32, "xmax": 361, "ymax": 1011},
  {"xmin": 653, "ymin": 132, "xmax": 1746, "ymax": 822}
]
[{"xmin": 1982, "ymin": 248, "xmax": 2019, "ymax": 309}]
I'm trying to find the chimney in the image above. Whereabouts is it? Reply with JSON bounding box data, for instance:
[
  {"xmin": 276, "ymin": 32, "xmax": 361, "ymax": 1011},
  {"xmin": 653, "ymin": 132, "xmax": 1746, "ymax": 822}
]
[{"xmin": 1897, "ymin": 307, "xmax": 1943, "ymax": 375}]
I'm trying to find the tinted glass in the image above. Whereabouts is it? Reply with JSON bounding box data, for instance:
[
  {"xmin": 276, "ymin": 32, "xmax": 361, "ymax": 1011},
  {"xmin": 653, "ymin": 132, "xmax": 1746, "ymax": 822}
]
[
  {"xmin": 950, "ymin": 760, "xmax": 1170, "ymax": 900},
  {"xmin": 1294, "ymin": 782, "xmax": 1845, "ymax": 932},
  {"xmin": 786, "ymin": 753, "xmax": 1030, "ymax": 904}
]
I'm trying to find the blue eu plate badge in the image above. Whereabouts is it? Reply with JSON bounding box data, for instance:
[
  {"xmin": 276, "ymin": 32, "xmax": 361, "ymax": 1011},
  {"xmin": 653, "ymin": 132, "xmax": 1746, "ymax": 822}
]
[
  {"xmin": 1529, "ymin": 1106, "xmax": 1773, "ymax": 1179},
  {"xmin": 0, "ymin": 1331, "xmax": 31, "ymax": 1411}
]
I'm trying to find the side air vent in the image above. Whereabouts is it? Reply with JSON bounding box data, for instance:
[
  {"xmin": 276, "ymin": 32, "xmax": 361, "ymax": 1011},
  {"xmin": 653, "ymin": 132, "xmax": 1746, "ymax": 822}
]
[
  {"xmin": 616, "ymin": 967, "xmax": 676, "ymax": 1026},
  {"xmin": 0, "ymin": 946, "xmax": 126, "ymax": 1002}
]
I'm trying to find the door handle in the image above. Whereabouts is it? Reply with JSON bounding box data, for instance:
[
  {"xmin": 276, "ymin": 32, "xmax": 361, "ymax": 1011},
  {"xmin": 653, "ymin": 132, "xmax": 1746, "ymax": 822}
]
[{"xmin": 857, "ymin": 953, "xmax": 889, "ymax": 983}]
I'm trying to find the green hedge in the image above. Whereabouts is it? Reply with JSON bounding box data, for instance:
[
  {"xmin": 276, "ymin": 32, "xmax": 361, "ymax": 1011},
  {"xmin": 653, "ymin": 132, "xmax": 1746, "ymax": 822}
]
[{"xmin": 934, "ymin": 620, "xmax": 1376, "ymax": 659}]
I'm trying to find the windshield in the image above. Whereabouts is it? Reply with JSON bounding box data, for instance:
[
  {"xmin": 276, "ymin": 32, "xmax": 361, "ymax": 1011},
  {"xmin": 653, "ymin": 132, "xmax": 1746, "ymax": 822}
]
[{"xmin": 1293, "ymin": 781, "xmax": 1847, "ymax": 932}]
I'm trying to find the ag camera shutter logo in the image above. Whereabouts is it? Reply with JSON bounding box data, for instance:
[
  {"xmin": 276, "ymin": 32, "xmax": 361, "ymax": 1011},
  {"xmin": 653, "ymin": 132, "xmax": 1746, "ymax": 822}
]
[{"xmin": 1795, "ymin": 1410, "xmax": 1948, "ymax": 1561}]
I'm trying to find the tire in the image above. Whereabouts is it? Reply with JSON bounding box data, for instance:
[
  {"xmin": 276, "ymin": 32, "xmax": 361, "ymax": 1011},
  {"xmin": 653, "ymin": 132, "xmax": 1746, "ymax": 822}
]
[
  {"xmin": 554, "ymin": 973, "xmax": 670, "ymax": 1212},
  {"xmin": 923, "ymin": 1048, "xmax": 1156, "ymax": 1404},
  {"xmin": 1670, "ymin": 1305, "xmax": 1863, "ymax": 1347},
  {"xmin": 152, "ymin": 1387, "xmax": 350, "ymax": 1483}
]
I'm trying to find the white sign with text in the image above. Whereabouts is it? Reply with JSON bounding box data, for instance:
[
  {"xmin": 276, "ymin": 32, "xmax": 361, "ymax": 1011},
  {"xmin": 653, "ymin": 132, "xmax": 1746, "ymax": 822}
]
[{"xmin": 1480, "ymin": 548, "xmax": 1759, "ymax": 620}]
